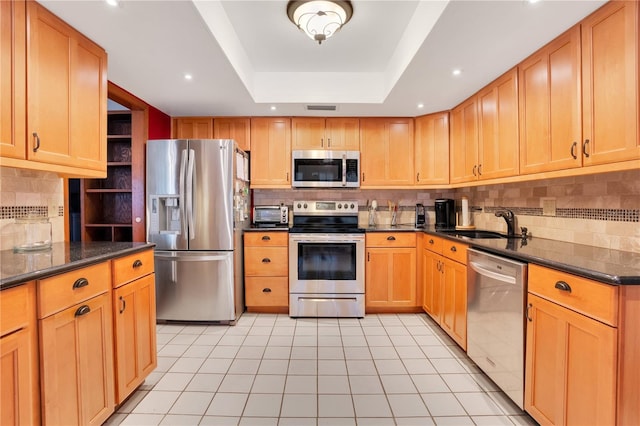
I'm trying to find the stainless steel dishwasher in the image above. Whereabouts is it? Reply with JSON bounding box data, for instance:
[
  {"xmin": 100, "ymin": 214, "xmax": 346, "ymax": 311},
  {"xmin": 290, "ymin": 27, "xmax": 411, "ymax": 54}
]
[{"xmin": 467, "ymin": 248, "xmax": 528, "ymax": 409}]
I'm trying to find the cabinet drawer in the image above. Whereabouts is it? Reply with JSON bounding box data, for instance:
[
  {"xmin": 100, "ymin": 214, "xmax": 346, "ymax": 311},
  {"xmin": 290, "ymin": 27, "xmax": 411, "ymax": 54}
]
[
  {"xmin": 37, "ymin": 262, "xmax": 111, "ymax": 319},
  {"xmin": 366, "ymin": 233, "xmax": 416, "ymax": 247},
  {"xmin": 423, "ymin": 234, "xmax": 443, "ymax": 254},
  {"xmin": 245, "ymin": 247, "xmax": 288, "ymax": 276},
  {"xmin": 528, "ymin": 264, "xmax": 619, "ymax": 326},
  {"xmin": 245, "ymin": 277, "xmax": 289, "ymax": 307},
  {"xmin": 245, "ymin": 232, "xmax": 288, "ymax": 247},
  {"xmin": 442, "ymin": 240, "xmax": 468, "ymax": 264},
  {"xmin": 112, "ymin": 249, "xmax": 154, "ymax": 288},
  {"xmin": 1, "ymin": 283, "xmax": 33, "ymax": 336}
]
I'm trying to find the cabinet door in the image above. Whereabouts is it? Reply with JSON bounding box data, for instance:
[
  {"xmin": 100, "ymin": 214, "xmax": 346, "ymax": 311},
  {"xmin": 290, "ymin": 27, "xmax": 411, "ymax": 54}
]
[
  {"xmin": 365, "ymin": 247, "xmax": 416, "ymax": 308},
  {"xmin": 27, "ymin": 2, "xmax": 107, "ymax": 170},
  {"xmin": 525, "ymin": 293, "xmax": 617, "ymax": 426},
  {"xmin": 581, "ymin": 0, "xmax": 639, "ymax": 165},
  {"xmin": 113, "ymin": 274, "xmax": 157, "ymax": 403},
  {"xmin": 450, "ymin": 97, "xmax": 479, "ymax": 184},
  {"xmin": 441, "ymin": 258, "xmax": 467, "ymax": 350},
  {"xmin": 250, "ymin": 117, "xmax": 291, "ymax": 187},
  {"xmin": 213, "ymin": 117, "xmax": 250, "ymax": 151},
  {"xmin": 325, "ymin": 117, "xmax": 359, "ymax": 150},
  {"xmin": 415, "ymin": 112, "xmax": 449, "ymax": 185},
  {"xmin": 360, "ymin": 118, "xmax": 414, "ymax": 186},
  {"xmin": 519, "ymin": 26, "xmax": 582, "ymax": 174},
  {"xmin": 0, "ymin": 0, "xmax": 26, "ymax": 160},
  {"xmin": 422, "ymin": 249, "xmax": 442, "ymax": 322},
  {"xmin": 477, "ymin": 68, "xmax": 519, "ymax": 180},
  {"xmin": 173, "ymin": 117, "xmax": 213, "ymax": 139},
  {"xmin": 291, "ymin": 117, "xmax": 325, "ymax": 149},
  {"xmin": 0, "ymin": 329, "xmax": 36, "ymax": 426},
  {"xmin": 40, "ymin": 292, "xmax": 114, "ymax": 426}
]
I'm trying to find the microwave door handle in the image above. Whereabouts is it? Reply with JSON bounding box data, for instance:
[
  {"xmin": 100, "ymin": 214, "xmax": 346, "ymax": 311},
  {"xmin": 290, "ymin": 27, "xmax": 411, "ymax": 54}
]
[
  {"xmin": 179, "ymin": 149, "xmax": 188, "ymax": 237},
  {"xmin": 186, "ymin": 148, "xmax": 196, "ymax": 240},
  {"xmin": 342, "ymin": 154, "xmax": 347, "ymax": 187}
]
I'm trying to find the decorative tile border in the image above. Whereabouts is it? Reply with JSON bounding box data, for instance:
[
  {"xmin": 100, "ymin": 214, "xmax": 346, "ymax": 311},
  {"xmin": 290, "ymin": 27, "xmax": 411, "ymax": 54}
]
[
  {"xmin": 0, "ymin": 206, "xmax": 64, "ymax": 220},
  {"xmin": 483, "ymin": 206, "xmax": 639, "ymax": 222}
]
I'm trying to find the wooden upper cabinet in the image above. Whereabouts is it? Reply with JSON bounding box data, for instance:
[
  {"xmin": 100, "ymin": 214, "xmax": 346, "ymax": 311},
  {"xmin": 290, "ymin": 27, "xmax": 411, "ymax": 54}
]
[
  {"xmin": 250, "ymin": 117, "xmax": 291, "ymax": 187},
  {"xmin": 26, "ymin": 1, "xmax": 107, "ymax": 171},
  {"xmin": 414, "ymin": 111, "xmax": 449, "ymax": 185},
  {"xmin": 213, "ymin": 117, "xmax": 250, "ymax": 151},
  {"xmin": 477, "ymin": 67, "xmax": 519, "ymax": 180},
  {"xmin": 519, "ymin": 25, "xmax": 582, "ymax": 174},
  {"xmin": 449, "ymin": 97, "xmax": 479, "ymax": 184},
  {"xmin": 0, "ymin": 0, "xmax": 26, "ymax": 160},
  {"xmin": 360, "ymin": 118, "xmax": 414, "ymax": 187},
  {"xmin": 581, "ymin": 0, "xmax": 639, "ymax": 165},
  {"xmin": 291, "ymin": 117, "xmax": 359, "ymax": 150},
  {"xmin": 172, "ymin": 117, "xmax": 213, "ymax": 139}
]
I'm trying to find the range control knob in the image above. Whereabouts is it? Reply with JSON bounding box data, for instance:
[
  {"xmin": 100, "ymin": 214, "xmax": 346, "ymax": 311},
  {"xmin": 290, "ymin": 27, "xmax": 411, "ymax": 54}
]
[
  {"xmin": 338, "ymin": 203, "xmax": 342, "ymax": 209},
  {"xmin": 303, "ymin": 203, "xmax": 308, "ymax": 209},
  {"xmin": 297, "ymin": 203, "xmax": 302, "ymax": 209},
  {"xmin": 350, "ymin": 203, "xmax": 355, "ymax": 210}
]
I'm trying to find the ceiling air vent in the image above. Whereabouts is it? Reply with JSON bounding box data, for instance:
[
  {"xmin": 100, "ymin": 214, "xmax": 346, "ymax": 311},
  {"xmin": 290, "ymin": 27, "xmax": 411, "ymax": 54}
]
[{"xmin": 306, "ymin": 105, "xmax": 337, "ymax": 111}]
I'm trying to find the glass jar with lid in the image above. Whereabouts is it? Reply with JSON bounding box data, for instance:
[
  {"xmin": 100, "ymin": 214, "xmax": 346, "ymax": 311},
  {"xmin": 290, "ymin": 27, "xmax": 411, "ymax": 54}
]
[{"xmin": 14, "ymin": 214, "xmax": 52, "ymax": 252}]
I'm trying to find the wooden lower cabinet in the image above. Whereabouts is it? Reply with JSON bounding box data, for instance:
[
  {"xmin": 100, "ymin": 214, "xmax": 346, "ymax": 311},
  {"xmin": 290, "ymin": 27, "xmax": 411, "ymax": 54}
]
[
  {"xmin": 525, "ymin": 293, "xmax": 617, "ymax": 425},
  {"xmin": 365, "ymin": 233, "xmax": 418, "ymax": 312},
  {"xmin": 39, "ymin": 291, "xmax": 115, "ymax": 426},
  {"xmin": 422, "ymin": 235, "xmax": 467, "ymax": 349},
  {"xmin": 244, "ymin": 232, "xmax": 289, "ymax": 312},
  {"xmin": 0, "ymin": 282, "xmax": 39, "ymax": 426},
  {"xmin": 113, "ymin": 273, "xmax": 157, "ymax": 404}
]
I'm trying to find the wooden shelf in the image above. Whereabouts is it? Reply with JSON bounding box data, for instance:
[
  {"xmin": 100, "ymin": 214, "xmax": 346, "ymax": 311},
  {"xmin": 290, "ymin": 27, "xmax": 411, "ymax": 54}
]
[
  {"xmin": 107, "ymin": 134, "xmax": 132, "ymax": 139},
  {"xmin": 85, "ymin": 223, "xmax": 132, "ymax": 227},
  {"xmin": 85, "ymin": 189, "xmax": 132, "ymax": 193},
  {"xmin": 107, "ymin": 162, "xmax": 132, "ymax": 167}
]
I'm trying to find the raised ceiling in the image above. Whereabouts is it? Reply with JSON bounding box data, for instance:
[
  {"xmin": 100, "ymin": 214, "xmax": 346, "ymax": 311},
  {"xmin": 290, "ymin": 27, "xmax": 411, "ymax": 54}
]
[{"xmin": 39, "ymin": 0, "xmax": 607, "ymax": 117}]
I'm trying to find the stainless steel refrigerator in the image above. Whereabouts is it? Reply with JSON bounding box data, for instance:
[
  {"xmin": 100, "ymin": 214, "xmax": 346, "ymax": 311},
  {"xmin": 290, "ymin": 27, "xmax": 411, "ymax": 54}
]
[{"xmin": 146, "ymin": 139, "xmax": 250, "ymax": 323}]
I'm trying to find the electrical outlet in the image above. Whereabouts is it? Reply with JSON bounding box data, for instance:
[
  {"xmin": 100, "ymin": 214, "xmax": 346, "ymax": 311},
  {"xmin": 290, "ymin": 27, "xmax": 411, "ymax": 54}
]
[{"xmin": 541, "ymin": 198, "xmax": 556, "ymax": 216}]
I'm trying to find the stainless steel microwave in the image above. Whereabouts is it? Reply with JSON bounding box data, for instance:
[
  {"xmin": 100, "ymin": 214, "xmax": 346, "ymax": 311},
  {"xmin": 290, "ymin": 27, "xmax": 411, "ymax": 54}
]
[{"xmin": 291, "ymin": 150, "xmax": 360, "ymax": 188}]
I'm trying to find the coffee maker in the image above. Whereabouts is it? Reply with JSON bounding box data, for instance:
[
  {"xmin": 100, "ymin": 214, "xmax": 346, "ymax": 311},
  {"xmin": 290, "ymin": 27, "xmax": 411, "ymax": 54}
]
[
  {"xmin": 415, "ymin": 204, "xmax": 426, "ymax": 228},
  {"xmin": 434, "ymin": 199, "xmax": 456, "ymax": 229}
]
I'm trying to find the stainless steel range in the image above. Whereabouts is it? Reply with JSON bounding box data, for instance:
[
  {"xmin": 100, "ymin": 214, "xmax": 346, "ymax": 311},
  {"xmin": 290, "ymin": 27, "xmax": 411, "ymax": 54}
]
[{"xmin": 289, "ymin": 200, "xmax": 365, "ymax": 318}]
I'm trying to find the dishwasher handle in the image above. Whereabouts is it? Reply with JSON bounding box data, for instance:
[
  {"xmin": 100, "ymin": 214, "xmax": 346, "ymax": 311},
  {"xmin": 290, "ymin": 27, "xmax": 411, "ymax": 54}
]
[{"xmin": 469, "ymin": 260, "xmax": 517, "ymax": 285}]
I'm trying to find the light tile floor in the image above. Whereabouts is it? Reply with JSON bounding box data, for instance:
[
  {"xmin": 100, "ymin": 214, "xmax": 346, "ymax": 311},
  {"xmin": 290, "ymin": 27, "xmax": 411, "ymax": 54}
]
[{"xmin": 104, "ymin": 313, "xmax": 538, "ymax": 426}]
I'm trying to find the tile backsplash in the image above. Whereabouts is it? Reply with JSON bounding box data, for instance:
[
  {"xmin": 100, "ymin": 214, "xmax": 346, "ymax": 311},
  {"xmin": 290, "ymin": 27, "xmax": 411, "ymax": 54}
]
[
  {"xmin": 255, "ymin": 169, "xmax": 640, "ymax": 253},
  {"xmin": 0, "ymin": 166, "xmax": 65, "ymax": 251}
]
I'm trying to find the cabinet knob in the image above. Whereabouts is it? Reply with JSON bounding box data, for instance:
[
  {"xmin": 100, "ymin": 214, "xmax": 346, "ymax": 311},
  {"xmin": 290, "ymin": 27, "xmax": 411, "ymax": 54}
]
[
  {"xmin": 262, "ymin": 258, "xmax": 271, "ymax": 263},
  {"xmin": 72, "ymin": 278, "xmax": 89, "ymax": 290},
  {"xmin": 261, "ymin": 235, "xmax": 271, "ymax": 241},
  {"xmin": 262, "ymin": 288, "xmax": 272, "ymax": 293},
  {"xmin": 74, "ymin": 305, "xmax": 91, "ymax": 317},
  {"xmin": 132, "ymin": 259, "xmax": 143, "ymax": 268},
  {"xmin": 450, "ymin": 246, "xmax": 457, "ymax": 252},
  {"xmin": 554, "ymin": 281, "xmax": 572, "ymax": 293},
  {"xmin": 428, "ymin": 239, "xmax": 434, "ymax": 244},
  {"xmin": 387, "ymin": 236, "xmax": 396, "ymax": 241}
]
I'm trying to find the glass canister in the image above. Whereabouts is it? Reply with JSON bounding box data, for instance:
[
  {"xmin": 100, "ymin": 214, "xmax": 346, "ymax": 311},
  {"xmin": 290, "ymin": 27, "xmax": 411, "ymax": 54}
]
[{"xmin": 13, "ymin": 214, "xmax": 52, "ymax": 252}]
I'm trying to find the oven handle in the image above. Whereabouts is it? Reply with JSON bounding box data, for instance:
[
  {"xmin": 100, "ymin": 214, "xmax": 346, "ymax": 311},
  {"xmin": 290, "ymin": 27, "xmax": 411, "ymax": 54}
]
[
  {"xmin": 342, "ymin": 154, "xmax": 347, "ymax": 187},
  {"xmin": 290, "ymin": 237, "xmax": 364, "ymax": 243},
  {"xmin": 296, "ymin": 297, "xmax": 359, "ymax": 302}
]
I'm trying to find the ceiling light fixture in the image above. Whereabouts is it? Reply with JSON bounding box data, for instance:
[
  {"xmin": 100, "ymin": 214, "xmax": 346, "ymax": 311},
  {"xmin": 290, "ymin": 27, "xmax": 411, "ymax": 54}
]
[
  {"xmin": 452, "ymin": 68, "xmax": 462, "ymax": 76},
  {"xmin": 287, "ymin": 0, "xmax": 353, "ymax": 45},
  {"xmin": 417, "ymin": 103, "xmax": 424, "ymax": 109},
  {"xmin": 270, "ymin": 106, "xmax": 277, "ymax": 111},
  {"xmin": 105, "ymin": 0, "xmax": 118, "ymax": 6},
  {"xmin": 184, "ymin": 74, "xmax": 193, "ymax": 80}
]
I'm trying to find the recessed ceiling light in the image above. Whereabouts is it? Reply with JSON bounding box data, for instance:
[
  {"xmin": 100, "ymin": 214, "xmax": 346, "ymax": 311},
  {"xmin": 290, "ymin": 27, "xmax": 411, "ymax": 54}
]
[
  {"xmin": 452, "ymin": 69, "xmax": 462, "ymax": 76},
  {"xmin": 417, "ymin": 103, "xmax": 424, "ymax": 109},
  {"xmin": 528, "ymin": 0, "xmax": 540, "ymax": 4},
  {"xmin": 184, "ymin": 74, "xmax": 193, "ymax": 80},
  {"xmin": 270, "ymin": 106, "xmax": 277, "ymax": 111},
  {"xmin": 105, "ymin": 0, "xmax": 118, "ymax": 6}
]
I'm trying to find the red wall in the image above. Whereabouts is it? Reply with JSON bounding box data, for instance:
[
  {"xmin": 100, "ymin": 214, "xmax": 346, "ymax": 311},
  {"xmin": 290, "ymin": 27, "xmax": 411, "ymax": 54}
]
[{"xmin": 148, "ymin": 105, "xmax": 171, "ymax": 139}]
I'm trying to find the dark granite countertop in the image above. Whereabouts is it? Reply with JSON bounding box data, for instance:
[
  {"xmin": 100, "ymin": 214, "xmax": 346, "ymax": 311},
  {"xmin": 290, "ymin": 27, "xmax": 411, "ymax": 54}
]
[
  {"xmin": 1, "ymin": 242, "xmax": 155, "ymax": 290},
  {"xmin": 362, "ymin": 224, "xmax": 420, "ymax": 232},
  {"xmin": 420, "ymin": 227, "xmax": 640, "ymax": 285}
]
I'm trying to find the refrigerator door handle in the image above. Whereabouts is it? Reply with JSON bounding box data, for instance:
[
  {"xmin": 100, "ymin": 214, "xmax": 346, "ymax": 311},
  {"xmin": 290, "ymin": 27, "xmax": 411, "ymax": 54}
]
[
  {"xmin": 179, "ymin": 149, "xmax": 188, "ymax": 236},
  {"xmin": 186, "ymin": 148, "xmax": 196, "ymax": 240}
]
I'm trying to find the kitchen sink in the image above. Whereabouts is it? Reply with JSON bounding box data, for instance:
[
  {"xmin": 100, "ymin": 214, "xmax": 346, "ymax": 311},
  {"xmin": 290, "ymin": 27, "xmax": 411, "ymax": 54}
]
[{"xmin": 437, "ymin": 229, "xmax": 522, "ymax": 239}]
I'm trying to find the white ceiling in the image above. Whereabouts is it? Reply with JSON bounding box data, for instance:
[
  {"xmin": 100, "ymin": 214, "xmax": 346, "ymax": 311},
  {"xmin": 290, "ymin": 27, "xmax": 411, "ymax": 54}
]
[{"xmin": 40, "ymin": 0, "xmax": 607, "ymax": 118}]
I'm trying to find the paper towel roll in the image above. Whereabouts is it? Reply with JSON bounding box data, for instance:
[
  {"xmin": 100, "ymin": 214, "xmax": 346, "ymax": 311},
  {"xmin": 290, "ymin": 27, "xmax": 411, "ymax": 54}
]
[{"xmin": 461, "ymin": 196, "xmax": 470, "ymax": 226}]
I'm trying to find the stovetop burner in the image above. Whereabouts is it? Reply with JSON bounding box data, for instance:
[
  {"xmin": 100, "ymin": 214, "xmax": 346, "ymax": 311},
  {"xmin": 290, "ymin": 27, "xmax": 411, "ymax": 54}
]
[{"xmin": 290, "ymin": 200, "xmax": 362, "ymax": 233}]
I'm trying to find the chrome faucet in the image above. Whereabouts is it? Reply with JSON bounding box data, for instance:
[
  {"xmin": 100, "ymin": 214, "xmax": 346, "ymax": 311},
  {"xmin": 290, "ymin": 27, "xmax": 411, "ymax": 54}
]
[{"xmin": 494, "ymin": 208, "xmax": 515, "ymax": 236}]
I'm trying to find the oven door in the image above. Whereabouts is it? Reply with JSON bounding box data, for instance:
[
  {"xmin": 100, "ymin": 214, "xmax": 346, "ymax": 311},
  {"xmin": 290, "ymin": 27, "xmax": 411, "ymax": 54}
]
[{"xmin": 289, "ymin": 233, "xmax": 365, "ymax": 294}]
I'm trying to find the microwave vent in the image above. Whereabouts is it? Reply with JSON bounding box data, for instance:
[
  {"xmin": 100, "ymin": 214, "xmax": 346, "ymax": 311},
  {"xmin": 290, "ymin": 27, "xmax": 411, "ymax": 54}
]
[{"xmin": 306, "ymin": 105, "xmax": 337, "ymax": 111}]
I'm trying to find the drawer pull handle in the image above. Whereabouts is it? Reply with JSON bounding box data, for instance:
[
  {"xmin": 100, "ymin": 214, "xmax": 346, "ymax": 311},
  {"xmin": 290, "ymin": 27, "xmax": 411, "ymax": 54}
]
[
  {"xmin": 583, "ymin": 139, "xmax": 590, "ymax": 158},
  {"xmin": 119, "ymin": 296, "xmax": 126, "ymax": 314},
  {"xmin": 262, "ymin": 258, "xmax": 271, "ymax": 263},
  {"xmin": 450, "ymin": 246, "xmax": 457, "ymax": 252},
  {"xmin": 133, "ymin": 259, "xmax": 143, "ymax": 268},
  {"xmin": 33, "ymin": 132, "xmax": 41, "ymax": 152},
  {"xmin": 387, "ymin": 236, "xmax": 396, "ymax": 241},
  {"xmin": 262, "ymin": 288, "xmax": 272, "ymax": 293},
  {"xmin": 554, "ymin": 281, "xmax": 572, "ymax": 293},
  {"xmin": 526, "ymin": 303, "xmax": 533, "ymax": 322},
  {"xmin": 261, "ymin": 236, "xmax": 271, "ymax": 241},
  {"xmin": 72, "ymin": 278, "xmax": 89, "ymax": 289},
  {"xmin": 75, "ymin": 305, "xmax": 91, "ymax": 317},
  {"xmin": 570, "ymin": 141, "xmax": 578, "ymax": 159},
  {"xmin": 428, "ymin": 239, "xmax": 434, "ymax": 244}
]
